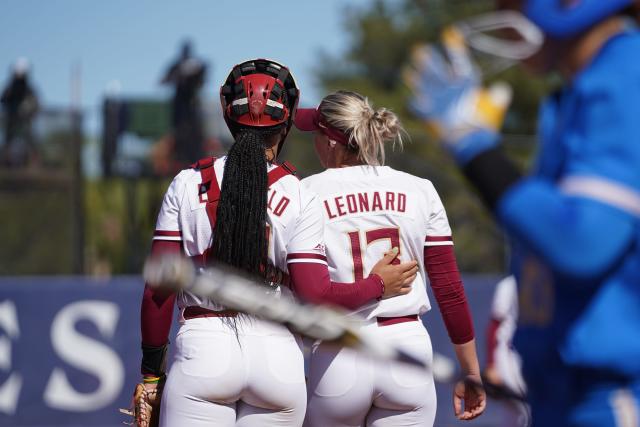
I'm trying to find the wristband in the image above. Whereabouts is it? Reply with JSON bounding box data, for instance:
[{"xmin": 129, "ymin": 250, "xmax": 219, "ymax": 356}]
[
  {"xmin": 141, "ymin": 343, "xmax": 168, "ymax": 377},
  {"xmin": 142, "ymin": 375, "xmax": 165, "ymax": 384}
]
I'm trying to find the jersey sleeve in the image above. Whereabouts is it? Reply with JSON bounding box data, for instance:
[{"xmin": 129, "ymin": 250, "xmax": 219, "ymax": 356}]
[
  {"xmin": 153, "ymin": 173, "xmax": 184, "ymax": 242},
  {"xmin": 140, "ymin": 240, "xmax": 180, "ymax": 348},
  {"xmin": 424, "ymin": 181, "xmax": 454, "ymax": 247},
  {"xmin": 285, "ymin": 191, "xmax": 328, "ymax": 265},
  {"xmin": 424, "ymin": 244, "xmax": 474, "ymax": 345},
  {"xmin": 421, "ymin": 180, "xmax": 474, "ymax": 344}
]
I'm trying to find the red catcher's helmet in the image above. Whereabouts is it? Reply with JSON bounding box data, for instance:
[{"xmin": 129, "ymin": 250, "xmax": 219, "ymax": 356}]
[{"xmin": 220, "ymin": 59, "xmax": 300, "ymax": 150}]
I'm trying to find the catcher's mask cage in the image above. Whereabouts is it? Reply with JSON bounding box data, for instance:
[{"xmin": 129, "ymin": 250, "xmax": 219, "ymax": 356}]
[{"xmin": 220, "ymin": 58, "xmax": 300, "ymax": 155}]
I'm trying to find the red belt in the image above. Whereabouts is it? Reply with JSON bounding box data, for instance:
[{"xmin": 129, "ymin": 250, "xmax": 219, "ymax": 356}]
[
  {"xmin": 183, "ymin": 306, "xmax": 238, "ymax": 320},
  {"xmin": 376, "ymin": 315, "xmax": 419, "ymax": 327},
  {"xmin": 183, "ymin": 308, "xmax": 417, "ymax": 325}
]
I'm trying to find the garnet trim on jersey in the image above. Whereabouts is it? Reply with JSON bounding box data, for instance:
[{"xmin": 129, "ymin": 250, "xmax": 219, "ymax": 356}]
[
  {"xmin": 183, "ymin": 306, "xmax": 239, "ymax": 319},
  {"xmin": 376, "ymin": 315, "xmax": 419, "ymax": 327},
  {"xmin": 424, "ymin": 235, "xmax": 454, "ymax": 246},
  {"xmin": 154, "ymin": 230, "xmax": 181, "ymax": 237}
]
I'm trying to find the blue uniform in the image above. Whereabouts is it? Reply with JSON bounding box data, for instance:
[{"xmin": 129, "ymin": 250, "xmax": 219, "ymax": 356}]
[{"xmin": 498, "ymin": 30, "xmax": 640, "ymax": 426}]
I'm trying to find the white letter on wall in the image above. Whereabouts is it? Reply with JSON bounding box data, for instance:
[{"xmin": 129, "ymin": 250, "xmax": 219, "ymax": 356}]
[
  {"xmin": 44, "ymin": 301, "xmax": 124, "ymax": 411},
  {"xmin": 0, "ymin": 300, "xmax": 21, "ymax": 415}
]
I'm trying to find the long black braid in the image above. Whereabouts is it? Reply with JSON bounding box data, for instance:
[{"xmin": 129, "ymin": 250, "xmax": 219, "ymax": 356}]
[{"xmin": 210, "ymin": 126, "xmax": 283, "ymax": 285}]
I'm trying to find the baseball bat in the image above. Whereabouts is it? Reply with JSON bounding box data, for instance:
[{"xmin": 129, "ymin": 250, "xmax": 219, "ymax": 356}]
[{"xmin": 143, "ymin": 254, "xmax": 426, "ymax": 368}]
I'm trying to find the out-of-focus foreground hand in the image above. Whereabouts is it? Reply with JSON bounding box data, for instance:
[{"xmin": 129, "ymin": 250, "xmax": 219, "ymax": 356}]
[{"xmin": 404, "ymin": 26, "xmax": 512, "ymax": 164}]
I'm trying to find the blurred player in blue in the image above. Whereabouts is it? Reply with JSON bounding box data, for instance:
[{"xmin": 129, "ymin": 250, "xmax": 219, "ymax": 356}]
[{"xmin": 406, "ymin": 1, "xmax": 640, "ymax": 426}]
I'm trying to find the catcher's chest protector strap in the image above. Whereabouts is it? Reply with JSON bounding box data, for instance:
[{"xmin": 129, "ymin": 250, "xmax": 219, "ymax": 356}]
[
  {"xmin": 194, "ymin": 157, "xmax": 297, "ymax": 234},
  {"xmin": 267, "ymin": 161, "xmax": 297, "ymax": 186}
]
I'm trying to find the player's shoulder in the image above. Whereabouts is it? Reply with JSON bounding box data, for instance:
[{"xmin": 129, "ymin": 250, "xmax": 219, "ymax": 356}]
[
  {"xmin": 165, "ymin": 158, "xmax": 219, "ymax": 202},
  {"xmin": 385, "ymin": 166, "xmax": 425, "ymax": 182},
  {"xmin": 302, "ymin": 165, "xmax": 439, "ymax": 197},
  {"xmin": 595, "ymin": 31, "xmax": 640, "ymax": 71},
  {"xmin": 385, "ymin": 166, "xmax": 439, "ymax": 193},
  {"xmin": 578, "ymin": 31, "xmax": 640, "ymax": 94},
  {"xmin": 176, "ymin": 166, "xmax": 201, "ymax": 182},
  {"xmin": 268, "ymin": 161, "xmax": 301, "ymax": 190},
  {"xmin": 301, "ymin": 169, "xmax": 332, "ymax": 189},
  {"xmin": 267, "ymin": 161, "xmax": 317, "ymax": 207},
  {"xmin": 303, "ymin": 165, "xmax": 422, "ymax": 184},
  {"xmin": 177, "ymin": 155, "xmax": 220, "ymax": 184},
  {"xmin": 166, "ymin": 167, "xmax": 199, "ymax": 196}
]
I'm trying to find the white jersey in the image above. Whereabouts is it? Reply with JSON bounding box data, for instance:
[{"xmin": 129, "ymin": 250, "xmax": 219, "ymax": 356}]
[
  {"xmin": 152, "ymin": 157, "xmax": 327, "ymax": 315},
  {"xmin": 302, "ymin": 165, "xmax": 454, "ymax": 319}
]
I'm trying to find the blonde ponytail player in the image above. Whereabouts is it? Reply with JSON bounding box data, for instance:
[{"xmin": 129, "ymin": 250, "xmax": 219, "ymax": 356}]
[{"xmin": 296, "ymin": 90, "xmax": 486, "ymax": 427}]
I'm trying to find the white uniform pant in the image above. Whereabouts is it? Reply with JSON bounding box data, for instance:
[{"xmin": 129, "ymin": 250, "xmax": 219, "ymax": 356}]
[
  {"xmin": 305, "ymin": 319, "xmax": 436, "ymax": 427},
  {"xmin": 160, "ymin": 316, "xmax": 307, "ymax": 427}
]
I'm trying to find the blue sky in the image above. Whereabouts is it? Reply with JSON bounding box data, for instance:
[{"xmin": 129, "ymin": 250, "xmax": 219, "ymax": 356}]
[{"xmin": 0, "ymin": 0, "xmax": 370, "ymax": 126}]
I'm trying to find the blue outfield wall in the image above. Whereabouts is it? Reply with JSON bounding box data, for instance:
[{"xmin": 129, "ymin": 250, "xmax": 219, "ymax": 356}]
[{"xmin": 0, "ymin": 275, "xmax": 508, "ymax": 427}]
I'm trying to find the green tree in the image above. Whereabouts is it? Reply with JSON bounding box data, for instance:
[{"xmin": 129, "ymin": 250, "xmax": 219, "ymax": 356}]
[{"xmin": 306, "ymin": 0, "xmax": 552, "ymax": 272}]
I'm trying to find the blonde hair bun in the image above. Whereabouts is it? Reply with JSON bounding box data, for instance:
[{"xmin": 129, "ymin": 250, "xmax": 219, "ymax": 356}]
[
  {"xmin": 318, "ymin": 90, "xmax": 404, "ymax": 166},
  {"xmin": 371, "ymin": 108, "xmax": 402, "ymax": 142}
]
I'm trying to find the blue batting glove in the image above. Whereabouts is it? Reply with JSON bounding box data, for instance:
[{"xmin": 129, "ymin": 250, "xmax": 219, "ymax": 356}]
[{"xmin": 405, "ymin": 26, "xmax": 512, "ymax": 164}]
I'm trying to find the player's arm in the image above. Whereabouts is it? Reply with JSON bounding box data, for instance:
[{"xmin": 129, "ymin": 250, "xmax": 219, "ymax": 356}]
[
  {"xmin": 423, "ymin": 184, "xmax": 485, "ymax": 420},
  {"xmin": 130, "ymin": 256, "xmax": 176, "ymax": 427},
  {"xmin": 425, "ymin": 243, "xmax": 485, "ymax": 420},
  {"xmin": 429, "ymin": 110, "xmax": 636, "ymax": 281},
  {"xmin": 287, "ymin": 193, "xmax": 417, "ymax": 310},
  {"xmin": 140, "ymin": 240, "xmax": 179, "ymax": 376},
  {"xmin": 408, "ymin": 38, "xmax": 638, "ymax": 279},
  {"xmin": 289, "ymin": 250, "xmax": 416, "ymax": 310},
  {"xmin": 423, "ymin": 243, "xmax": 475, "ymax": 345},
  {"xmin": 495, "ymin": 73, "xmax": 640, "ymax": 279},
  {"xmin": 496, "ymin": 178, "xmax": 636, "ymax": 279},
  {"xmin": 140, "ymin": 175, "xmax": 185, "ymax": 381},
  {"xmin": 461, "ymin": 142, "xmax": 636, "ymax": 278},
  {"xmin": 425, "ymin": 242, "xmax": 485, "ymax": 419},
  {"xmin": 423, "ymin": 183, "xmax": 475, "ymax": 345},
  {"xmin": 130, "ymin": 176, "xmax": 185, "ymax": 427}
]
